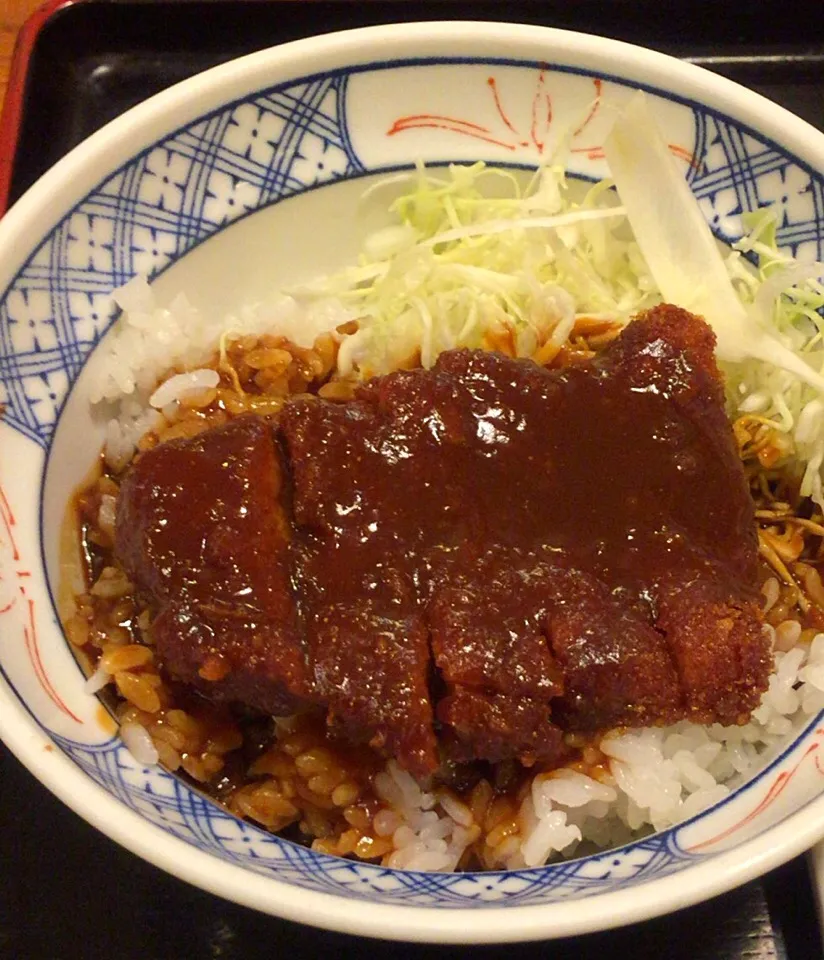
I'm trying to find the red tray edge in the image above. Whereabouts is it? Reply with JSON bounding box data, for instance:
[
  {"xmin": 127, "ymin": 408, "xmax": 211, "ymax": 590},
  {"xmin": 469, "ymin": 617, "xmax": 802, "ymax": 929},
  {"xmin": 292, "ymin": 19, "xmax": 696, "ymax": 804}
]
[{"xmin": 0, "ymin": 0, "xmax": 79, "ymax": 217}]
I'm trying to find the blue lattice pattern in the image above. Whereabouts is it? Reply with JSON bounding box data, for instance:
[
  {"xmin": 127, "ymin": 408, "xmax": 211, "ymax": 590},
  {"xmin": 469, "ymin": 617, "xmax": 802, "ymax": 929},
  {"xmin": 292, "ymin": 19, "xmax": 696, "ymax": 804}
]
[
  {"xmin": 0, "ymin": 74, "xmax": 362, "ymax": 447},
  {"xmin": 53, "ymin": 732, "xmax": 694, "ymax": 906},
  {"xmin": 692, "ymin": 113, "xmax": 823, "ymax": 258}
]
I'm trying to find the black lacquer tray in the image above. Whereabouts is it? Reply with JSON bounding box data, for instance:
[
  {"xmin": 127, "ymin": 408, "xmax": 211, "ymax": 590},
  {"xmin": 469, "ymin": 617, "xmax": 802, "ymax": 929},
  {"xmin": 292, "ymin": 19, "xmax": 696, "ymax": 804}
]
[{"xmin": 0, "ymin": 3, "xmax": 823, "ymax": 957}]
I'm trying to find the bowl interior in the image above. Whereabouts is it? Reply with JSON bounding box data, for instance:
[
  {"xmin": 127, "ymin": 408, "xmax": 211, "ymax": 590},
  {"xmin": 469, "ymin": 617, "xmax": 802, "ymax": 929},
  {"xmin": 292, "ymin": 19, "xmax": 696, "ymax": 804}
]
[{"xmin": 2, "ymin": 24, "xmax": 824, "ymax": 941}]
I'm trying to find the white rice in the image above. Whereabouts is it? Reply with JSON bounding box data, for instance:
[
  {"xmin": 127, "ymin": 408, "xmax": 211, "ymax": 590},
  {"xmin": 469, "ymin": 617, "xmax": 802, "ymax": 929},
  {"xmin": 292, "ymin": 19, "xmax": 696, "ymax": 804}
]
[
  {"xmin": 148, "ymin": 369, "xmax": 220, "ymax": 410},
  {"xmin": 83, "ymin": 662, "xmax": 112, "ymax": 695},
  {"xmin": 120, "ymin": 720, "xmax": 160, "ymax": 766},
  {"xmin": 374, "ymin": 762, "xmax": 479, "ymax": 871},
  {"xmin": 93, "ymin": 276, "xmax": 354, "ymax": 469}
]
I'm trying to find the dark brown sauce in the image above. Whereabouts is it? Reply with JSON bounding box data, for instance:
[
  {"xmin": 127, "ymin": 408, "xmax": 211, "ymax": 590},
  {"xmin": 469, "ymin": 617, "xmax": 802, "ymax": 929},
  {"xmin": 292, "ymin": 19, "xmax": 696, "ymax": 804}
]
[{"xmin": 286, "ymin": 330, "xmax": 756, "ymax": 609}]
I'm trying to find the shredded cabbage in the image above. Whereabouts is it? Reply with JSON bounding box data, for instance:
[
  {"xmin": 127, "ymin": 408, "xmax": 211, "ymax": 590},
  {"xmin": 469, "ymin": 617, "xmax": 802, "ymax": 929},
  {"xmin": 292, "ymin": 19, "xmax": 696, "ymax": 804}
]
[
  {"xmin": 603, "ymin": 92, "xmax": 824, "ymax": 503},
  {"xmin": 723, "ymin": 211, "xmax": 824, "ymax": 502},
  {"xmin": 291, "ymin": 160, "xmax": 655, "ymax": 377},
  {"xmin": 289, "ymin": 114, "xmax": 824, "ymax": 504}
]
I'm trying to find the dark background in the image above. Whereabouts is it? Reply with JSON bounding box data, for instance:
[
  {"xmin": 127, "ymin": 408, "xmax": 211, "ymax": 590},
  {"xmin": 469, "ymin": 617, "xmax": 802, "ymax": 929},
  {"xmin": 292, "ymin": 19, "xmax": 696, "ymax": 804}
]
[{"xmin": 2, "ymin": 1, "xmax": 824, "ymax": 957}]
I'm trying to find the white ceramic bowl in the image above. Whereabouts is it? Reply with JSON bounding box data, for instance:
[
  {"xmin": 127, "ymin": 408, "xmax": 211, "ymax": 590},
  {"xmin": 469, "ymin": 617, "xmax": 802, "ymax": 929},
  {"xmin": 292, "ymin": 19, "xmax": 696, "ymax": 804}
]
[{"xmin": 1, "ymin": 21, "xmax": 824, "ymax": 944}]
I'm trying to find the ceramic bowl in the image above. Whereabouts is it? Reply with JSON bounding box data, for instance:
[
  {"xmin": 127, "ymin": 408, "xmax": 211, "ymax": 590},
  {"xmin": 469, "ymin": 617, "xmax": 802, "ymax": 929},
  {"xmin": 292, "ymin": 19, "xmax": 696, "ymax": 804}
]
[{"xmin": 1, "ymin": 21, "xmax": 824, "ymax": 944}]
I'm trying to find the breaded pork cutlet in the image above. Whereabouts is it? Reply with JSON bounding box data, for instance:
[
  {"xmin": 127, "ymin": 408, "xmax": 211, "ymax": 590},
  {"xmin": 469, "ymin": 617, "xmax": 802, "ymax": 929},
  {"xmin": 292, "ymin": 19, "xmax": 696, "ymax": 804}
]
[{"xmin": 116, "ymin": 306, "xmax": 770, "ymax": 779}]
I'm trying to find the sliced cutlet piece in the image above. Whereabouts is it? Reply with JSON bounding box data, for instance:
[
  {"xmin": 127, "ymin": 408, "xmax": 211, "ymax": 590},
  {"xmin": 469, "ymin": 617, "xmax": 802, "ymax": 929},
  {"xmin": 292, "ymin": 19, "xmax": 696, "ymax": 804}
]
[
  {"xmin": 360, "ymin": 354, "xmax": 570, "ymax": 765},
  {"xmin": 428, "ymin": 548, "xmax": 566, "ymax": 765},
  {"xmin": 429, "ymin": 549, "xmax": 564, "ymax": 702},
  {"xmin": 115, "ymin": 414, "xmax": 311, "ymax": 714},
  {"xmin": 653, "ymin": 571, "xmax": 769, "ymax": 725},
  {"xmin": 597, "ymin": 306, "xmax": 767, "ymax": 720},
  {"xmin": 280, "ymin": 396, "xmax": 439, "ymax": 779},
  {"xmin": 437, "ymin": 688, "xmax": 567, "ymax": 766},
  {"xmin": 303, "ymin": 599, "xmax": 436, "ymax": 778},
  {"xmin": 545, "ymin": 568, "xmax": 684, "ymax": 730}
]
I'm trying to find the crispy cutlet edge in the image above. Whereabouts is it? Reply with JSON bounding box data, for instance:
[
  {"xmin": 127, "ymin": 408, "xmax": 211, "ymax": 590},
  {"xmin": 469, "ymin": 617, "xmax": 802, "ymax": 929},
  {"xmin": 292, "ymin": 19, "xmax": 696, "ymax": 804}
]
[
  {"xmin": 655, "ymin": 592, "xmax": 770, "ymax": 726},
  {"xmin": 624, "ymin": 304, "xmax": 722, "ymax": 381}
]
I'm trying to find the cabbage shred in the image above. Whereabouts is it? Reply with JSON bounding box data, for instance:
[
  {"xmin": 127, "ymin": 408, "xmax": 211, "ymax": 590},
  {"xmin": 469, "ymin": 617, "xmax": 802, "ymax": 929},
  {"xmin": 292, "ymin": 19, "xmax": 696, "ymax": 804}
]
[{"xmin": 724, "ymin": 212, "xmax": 824, "ymax": 503}]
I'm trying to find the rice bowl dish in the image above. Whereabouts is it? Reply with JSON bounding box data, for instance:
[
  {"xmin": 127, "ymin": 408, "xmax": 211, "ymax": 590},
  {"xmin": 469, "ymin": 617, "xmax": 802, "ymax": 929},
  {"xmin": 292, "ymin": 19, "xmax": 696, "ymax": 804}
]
[{"xmin": 2, "ymin": 21, "xmax": 824, "ymax": 942}]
